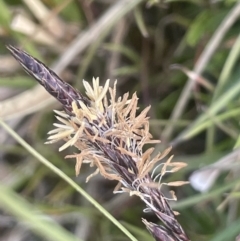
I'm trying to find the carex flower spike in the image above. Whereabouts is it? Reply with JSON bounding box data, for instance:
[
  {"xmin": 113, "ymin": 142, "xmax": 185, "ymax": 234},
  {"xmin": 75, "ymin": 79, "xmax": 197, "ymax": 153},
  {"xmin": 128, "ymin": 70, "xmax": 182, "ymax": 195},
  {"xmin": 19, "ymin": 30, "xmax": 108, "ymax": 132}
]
[{"xmin": 8, "ymin": 45, "xmax": 190, "ymax": 241}]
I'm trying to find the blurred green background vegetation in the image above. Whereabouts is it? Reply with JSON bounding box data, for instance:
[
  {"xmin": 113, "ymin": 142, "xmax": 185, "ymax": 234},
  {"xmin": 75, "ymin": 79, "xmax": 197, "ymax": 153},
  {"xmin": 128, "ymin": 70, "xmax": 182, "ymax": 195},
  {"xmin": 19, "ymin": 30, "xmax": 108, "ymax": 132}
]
[{"xmin": 1, "ymin": 0, "xmax": 240, "ymax": 240}]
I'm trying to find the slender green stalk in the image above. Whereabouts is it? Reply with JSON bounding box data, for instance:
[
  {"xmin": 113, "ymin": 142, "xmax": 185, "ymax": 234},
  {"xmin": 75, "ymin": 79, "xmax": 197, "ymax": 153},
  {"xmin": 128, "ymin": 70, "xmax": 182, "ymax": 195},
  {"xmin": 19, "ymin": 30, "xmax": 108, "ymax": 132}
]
[{"xmin": 0, "ymin": 119, "xmax": 138, "ymax": 241}]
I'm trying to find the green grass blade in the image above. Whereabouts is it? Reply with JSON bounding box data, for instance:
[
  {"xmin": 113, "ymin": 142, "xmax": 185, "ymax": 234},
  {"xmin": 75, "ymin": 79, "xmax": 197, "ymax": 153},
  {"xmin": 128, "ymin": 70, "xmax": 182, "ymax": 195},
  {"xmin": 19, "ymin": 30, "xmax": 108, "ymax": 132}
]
[
  {"xmin": 0, "ymin": 119, "xmax": 138, "ymax": 241},
  {"xmin": 173, "ymin": 78, "xmax": 240, "ymax": 144},
  {"xmin": 0, "ymin": 184, "xmax": 80, "ymax": 241}
]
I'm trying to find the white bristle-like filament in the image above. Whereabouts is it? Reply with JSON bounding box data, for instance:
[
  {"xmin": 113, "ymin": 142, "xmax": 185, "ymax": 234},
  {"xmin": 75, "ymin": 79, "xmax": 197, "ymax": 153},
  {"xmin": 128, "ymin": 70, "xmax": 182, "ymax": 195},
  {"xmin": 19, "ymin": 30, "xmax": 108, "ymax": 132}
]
[
  {"xmin": 53, "ymin": 123, "xmax": 73, "ymax": 129},
  {"xmin": 59, "ymin": 138, "xmax": 75, "ymax": 152},
  {"xmin": 53, "ymin": 109, "xmax": 69, "ymax": 118},
  {"xmin": 48, "ymin": 129, "xmax": 74, "ymax": 140}
]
